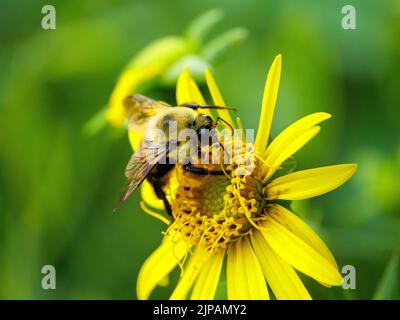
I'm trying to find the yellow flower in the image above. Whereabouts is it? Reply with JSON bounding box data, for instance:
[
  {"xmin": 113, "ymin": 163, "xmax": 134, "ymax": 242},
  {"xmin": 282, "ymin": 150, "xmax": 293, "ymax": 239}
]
[
  {"xmin": 104, "ymin": 9, "xmax": 247, "ymax": 128},
  {"xmin": 107, "ymin": 36, "xmax": 188, "ymax": 127},
  {"xmin": 135, "ymin": 55, "xmax": 357, "ymax": 300}
]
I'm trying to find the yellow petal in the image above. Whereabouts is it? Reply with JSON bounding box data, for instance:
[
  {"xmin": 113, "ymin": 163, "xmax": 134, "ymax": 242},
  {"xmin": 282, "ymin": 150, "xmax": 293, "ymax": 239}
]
[
  {"xmin": 266, "ymin": 164, "xmax": 357, "ymax": 200},
  {"xmin": 227, "ymin": 238, "xmax": 270, "ymax": 300},
  {"xmin": 251, "ymin": 231, "xmax": 311, "ymax": 300},
  {"xmin": 137, "ymin": 231, "xmax": 189, "ymax": 300},
  {"xmin": 128, "ymin": 129, "xmax": 143, "ymax": 151},
  {"xmin": 262, "ymin": 112, "xmax": 331, "ymax": 159},
  {"xmin": 107, "ymin": 65, "xmax": 161, "ymax": 127},
  {"xmin": 190, "ymin": 249, "xmax": 225, "ymax": 300},
  {"xmin": 260, "ymin": 218, "xmax": 343, "ymax": 286},
  {"xmin": 158, "ymin": 275, "xmax": 170, "ymax": 287},
  {"xmin": 261, "ymin": 112, "xmax": 332, "ymax": 181},
  {"xmin": 176, "ymin": 67, "xmax": 211, "ymax": 116},
  {"xmin": 254, "ymin": 54, "xmax": 282, "ymax": 154},
  {"xmin": 204, "ymin": 68, "xmax": 234, "ymax": 128},
  {"xmin": 267, "ymin": 204, "xmax": 338, "ymax": 269},
  {"xmin": 140, "ymin": 180, "xmax": 165, "ymax": 211},
  {"xmin": 262, "ymin": 126, "xmax": 321, "ymax": 182},
  {"xmin": 170, "ymin": 247, "xmax": 210, "ymax": 300}
]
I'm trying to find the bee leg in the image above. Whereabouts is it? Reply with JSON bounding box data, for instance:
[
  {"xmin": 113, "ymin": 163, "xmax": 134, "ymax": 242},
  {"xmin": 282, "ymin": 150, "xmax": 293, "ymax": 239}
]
[
  {"xmin": 154, "ymin": 185, "xmax": 172, "ymax": 217},
  {"xmin": 183, "ymin": 163, "xmax": 228, "ymax": 176},
  {"xmin": 148, "ymin": 177, "xmax": 173, "ymax": 217},
  {"xmin": 162, "ymin": 197, "xmax": 173, "ymax": 217}
]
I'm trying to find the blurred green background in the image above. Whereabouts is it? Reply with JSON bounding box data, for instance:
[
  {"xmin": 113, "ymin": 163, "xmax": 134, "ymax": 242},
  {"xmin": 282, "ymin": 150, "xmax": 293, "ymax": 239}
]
[{"xmin": 0, "ymin": 0, "xmax": 399, "ymax": 299}]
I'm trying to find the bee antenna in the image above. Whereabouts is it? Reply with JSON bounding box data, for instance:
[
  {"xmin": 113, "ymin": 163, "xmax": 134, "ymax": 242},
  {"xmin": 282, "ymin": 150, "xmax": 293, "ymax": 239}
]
[
  {"xmin": 214, "ymin": 132, "xmax": 231, "ymax": 162},
  {"xmin": 216, "ymin": 116, "xmax": 234, "ymax": 136},
  {"xmin": 181, "ymin": 103, "xmax": 238, "ymax": 115}
]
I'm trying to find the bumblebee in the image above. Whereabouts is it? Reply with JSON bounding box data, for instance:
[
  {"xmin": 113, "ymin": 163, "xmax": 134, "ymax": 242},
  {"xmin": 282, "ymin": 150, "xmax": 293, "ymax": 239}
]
[{"xmin": 116, "ymin": 94, "xmax": 234, "ymax": 215}]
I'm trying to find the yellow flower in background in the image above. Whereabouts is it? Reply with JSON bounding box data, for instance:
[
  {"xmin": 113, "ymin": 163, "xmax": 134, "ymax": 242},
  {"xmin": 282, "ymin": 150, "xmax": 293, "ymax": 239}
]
[
  {"xmin": 136, "ymin": 55, "xmax": 357, "ymax": 300},
  {"xmin": 104, "ymin": 9, "xmax": 247, "ymax": 129},
  {"xmin": 107, "ymin": 36, "xmax": 188, "ymax": 127}
]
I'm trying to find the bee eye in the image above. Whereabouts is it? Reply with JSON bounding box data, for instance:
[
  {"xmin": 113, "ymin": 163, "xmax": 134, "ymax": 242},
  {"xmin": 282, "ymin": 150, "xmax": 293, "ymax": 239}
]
[
  {"xmin": 195, "ymin": 114, "xmax": 213, "ymax": 131},
  {"xmin": 200, "ymin": 114, "xmax": 212, "ymax": 122}
]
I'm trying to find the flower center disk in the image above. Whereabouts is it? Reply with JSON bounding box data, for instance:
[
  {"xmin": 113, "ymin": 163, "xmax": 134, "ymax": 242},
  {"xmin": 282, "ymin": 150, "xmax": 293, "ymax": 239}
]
[{"xmin": 170, "ymin": 143, "xmax": 265, "ymax": 253}]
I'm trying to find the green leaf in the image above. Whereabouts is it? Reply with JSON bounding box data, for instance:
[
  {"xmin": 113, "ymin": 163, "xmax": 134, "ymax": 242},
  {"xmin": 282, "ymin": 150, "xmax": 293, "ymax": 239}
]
[
  {"xmin": 279, "ymin": 156, "xmax": 297, "ymax": 175},
  {"xmin": 373, "ymin": 250, "xmax": 400, "ymax": 300},
  {"xmin": 202, "ymin": 27, "xmax": 248, "ymax": 62},
  {"xmin": 186, "ymin": 9, "xmax": 224, "ymax": 44},
  {"xmin": 213, "ymin": 264, "xmax": 227, "ymax": 300},
  {"xmin": 161, "ymin": 55, "xmax": 211, "ymax": 85},
  {"xmin": 82, "ymin": 107, "xmax": 108, "ymax": 136},
  {"xmin": 269, "ymin": 156, "xmax": 297, "ymax": 181}
]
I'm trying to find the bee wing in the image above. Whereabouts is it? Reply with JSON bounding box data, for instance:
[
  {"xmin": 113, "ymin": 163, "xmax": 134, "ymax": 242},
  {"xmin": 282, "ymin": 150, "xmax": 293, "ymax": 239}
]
[
  {"xmin": 114, "ymin": 137, "xmax": 169, "ymax": 210},
  {"xmin": 124, "ymin": 94, "xmax": 171, "ymax": 130}
]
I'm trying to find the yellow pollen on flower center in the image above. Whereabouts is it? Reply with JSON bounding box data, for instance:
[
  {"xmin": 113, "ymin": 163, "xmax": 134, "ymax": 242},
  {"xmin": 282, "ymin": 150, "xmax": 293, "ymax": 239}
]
[{"xmin": 168, "ymin": 142, "xmax": 267, "ymax": 252}]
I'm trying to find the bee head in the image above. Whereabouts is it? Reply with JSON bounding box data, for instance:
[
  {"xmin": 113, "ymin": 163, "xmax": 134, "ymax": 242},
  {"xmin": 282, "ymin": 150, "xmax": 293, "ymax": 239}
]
[{"xmin": 193, "ymin": 114, "xmax": 215, "ymax": 132}]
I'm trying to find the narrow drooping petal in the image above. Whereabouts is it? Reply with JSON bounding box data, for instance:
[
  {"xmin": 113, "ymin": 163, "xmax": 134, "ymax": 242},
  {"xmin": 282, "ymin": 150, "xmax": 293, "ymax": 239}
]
[
  {"xmin": 107, "ymin": 65, "xmax": 161, "ymax": 127},
  {"xmin": 260, "ymin": 218, "xmax": 342, "ymax": 286},
  {"xmin": 267, "ymin": 204, "xmax": 338, "ymax": 269},
  {"xmin": 137, "ymin": 231, "xmax": 189, "ymax": 300},
  {"xmin": 254, "ymin": 54, "xmax": 282, "ymax": 154},
  {"xmin": 227, "ymin": 238, "xmax": 270, "ymax": 300},
  {"xmin": 251, "ymin": 231, "xmax": 311, "ymax": 300},
  {"xmin": 170, "ymin": 247, "xmax": 210, "ymax": 300},
  {"xmin": 190, "ymin": 249, "xmax": 225, "ymax": 300},
  {"xmin": 204, "ymin": 68, "xmax": 234, "ymax": 127},
  {"xmin": 265, "ymin": 164, "xmax": 357, "ymax": 200},
  {"xmin": 176, "ymin": 67, "xmax": 212, "ymax": 116},
  {"xmin": 140, "ymin": 180, "xmax": 165, "ymax": 210},
  {"xmin": 261, "ymin": 112, "xmax": 332, "ymax": 181}
]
